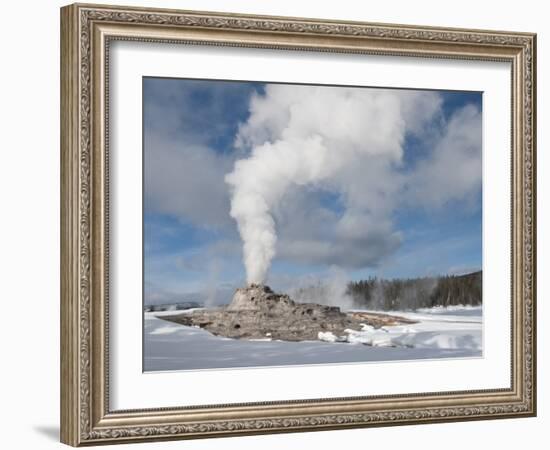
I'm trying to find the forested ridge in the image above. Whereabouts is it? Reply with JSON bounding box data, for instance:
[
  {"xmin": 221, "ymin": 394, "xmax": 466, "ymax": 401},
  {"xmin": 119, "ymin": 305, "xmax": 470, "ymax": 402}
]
[{"xmin": 347, "ymin": 271, "xmax": 482, "ymax": 311}]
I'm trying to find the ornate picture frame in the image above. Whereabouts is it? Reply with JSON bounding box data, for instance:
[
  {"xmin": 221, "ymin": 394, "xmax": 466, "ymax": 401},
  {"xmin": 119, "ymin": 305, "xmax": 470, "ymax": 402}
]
[{"xmin": 60, "ymin": 3, "xmax": 536, "ymax": 446}]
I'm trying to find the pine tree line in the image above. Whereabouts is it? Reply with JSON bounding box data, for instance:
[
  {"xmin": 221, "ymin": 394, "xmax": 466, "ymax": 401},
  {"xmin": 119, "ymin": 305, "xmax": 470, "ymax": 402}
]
[{"xmin": 346, "ymin": 271, "xmax": 482, "ymax": 311}]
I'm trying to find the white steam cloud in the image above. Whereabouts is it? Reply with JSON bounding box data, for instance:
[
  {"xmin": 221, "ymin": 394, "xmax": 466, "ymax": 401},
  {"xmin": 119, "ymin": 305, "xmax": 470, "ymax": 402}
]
[{"xmin": 225, "ymin": 85, "xmax": 448, "ymax": 285}]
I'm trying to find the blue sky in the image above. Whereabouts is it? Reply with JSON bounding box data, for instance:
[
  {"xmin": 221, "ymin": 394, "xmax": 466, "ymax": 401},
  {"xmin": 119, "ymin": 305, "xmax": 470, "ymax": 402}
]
[{"xmin": 143, "ymin": 77, "xmax": 482, "ymax": 304}]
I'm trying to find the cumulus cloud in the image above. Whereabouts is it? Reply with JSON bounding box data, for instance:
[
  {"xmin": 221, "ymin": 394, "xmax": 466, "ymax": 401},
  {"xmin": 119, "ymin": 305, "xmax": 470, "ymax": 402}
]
[
  {"xmin": 143, "ymin": 78, "xmax": 259, "ymax": 230},
  {"xmin": 404, "ymin": 104, "xmax": 482, "ymax": 208},
  {"xmin": 144, "ymin": 132, "xmax": 234, "ymax": 228},
  {"xmin": 272, "ymin": 187, "xmax": 402, "ymax": 269},
  {"xmin": 226, "ymin": 84, "xmax": 481, "ymax": 284}
]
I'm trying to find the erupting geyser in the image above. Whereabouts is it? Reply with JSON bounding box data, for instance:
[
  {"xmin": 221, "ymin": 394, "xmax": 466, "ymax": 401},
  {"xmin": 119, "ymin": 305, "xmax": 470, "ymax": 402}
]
[{"xmin": 224, "ymin": 86, "xmax": 441, "ymax": 285}]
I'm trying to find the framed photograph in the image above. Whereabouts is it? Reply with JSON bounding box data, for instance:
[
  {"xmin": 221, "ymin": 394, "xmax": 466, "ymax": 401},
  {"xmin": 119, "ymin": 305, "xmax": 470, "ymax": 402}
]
[{"xmin": 60, "ymin": 3, "xmax": 536, "ymax": 446}]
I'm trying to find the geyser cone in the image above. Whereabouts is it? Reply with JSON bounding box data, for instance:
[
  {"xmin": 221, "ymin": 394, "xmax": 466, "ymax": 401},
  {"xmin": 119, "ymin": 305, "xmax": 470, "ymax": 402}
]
[
  {"xmin": 227, "ymin": 284, "xmax": 294, "ymax": 312},
  {"xmin": 160, "ymin": 285, "xmax": 416, "ymax": 342}
]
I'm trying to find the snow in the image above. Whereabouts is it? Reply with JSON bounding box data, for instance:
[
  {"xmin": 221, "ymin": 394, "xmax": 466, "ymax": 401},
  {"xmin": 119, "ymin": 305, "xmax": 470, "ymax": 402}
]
[
  {"xmin": 144, "ymin": 305, "xmax": 482, "ymax": 371},
  {"xmin": 318, "ymin": 331, "xmax": 338, "ymax": 343},
  {"xmin": 341, "ymin": 306, "xmax": 482, "ymax": 350}
]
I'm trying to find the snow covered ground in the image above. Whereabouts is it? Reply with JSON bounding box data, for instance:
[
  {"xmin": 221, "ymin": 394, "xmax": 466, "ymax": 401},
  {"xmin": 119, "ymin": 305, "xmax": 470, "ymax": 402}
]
[{"xmin": 144, "ymin": 306, "xmax": 482, "ymax": 371}]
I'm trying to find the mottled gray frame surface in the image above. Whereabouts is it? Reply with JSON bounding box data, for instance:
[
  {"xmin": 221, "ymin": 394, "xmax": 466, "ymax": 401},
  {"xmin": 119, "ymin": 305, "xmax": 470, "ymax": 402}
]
[{"xmin": 61, "ymin": 3, "xmax": 536, "ymax": 446}]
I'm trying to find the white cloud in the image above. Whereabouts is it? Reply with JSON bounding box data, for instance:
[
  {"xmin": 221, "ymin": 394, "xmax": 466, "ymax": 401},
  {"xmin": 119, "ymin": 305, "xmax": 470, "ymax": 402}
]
[
  {"xmin": 272, "ymin": 187, "xmax": 402, "ymax": 269},
  {"xmin": 404, "ymin": 104, "xmax": 482, "ymax": 208},
  {"xmin": 144, "ymin": 132, "xmax": 233, "ymax": 228}
]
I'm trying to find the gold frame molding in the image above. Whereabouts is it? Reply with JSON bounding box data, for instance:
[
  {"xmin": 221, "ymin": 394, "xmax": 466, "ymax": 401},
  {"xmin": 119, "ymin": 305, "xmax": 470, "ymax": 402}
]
[{"xmin": 60, "ymin": 2, "xmax": 537, "ymax": 446}]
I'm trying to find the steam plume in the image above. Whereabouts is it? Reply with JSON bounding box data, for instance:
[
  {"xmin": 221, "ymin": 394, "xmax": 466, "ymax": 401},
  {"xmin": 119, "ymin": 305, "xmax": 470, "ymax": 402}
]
[{"xmin": 225, "ymin": 85, "xmax": 442, "ymax": 284}]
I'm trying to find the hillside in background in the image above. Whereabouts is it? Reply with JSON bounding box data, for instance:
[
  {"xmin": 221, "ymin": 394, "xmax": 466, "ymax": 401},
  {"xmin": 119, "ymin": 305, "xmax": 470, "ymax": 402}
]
[{"xmin": 347, "ymin": 271, "xmax": 482, "ymax": 311}]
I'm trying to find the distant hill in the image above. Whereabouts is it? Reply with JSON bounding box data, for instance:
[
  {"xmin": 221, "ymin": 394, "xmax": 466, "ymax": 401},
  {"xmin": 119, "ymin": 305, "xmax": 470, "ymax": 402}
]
[
  {"xmin": 144, "ymin": 301, "xmax": 202, "ymax": 312},
  {"xmin": 347, "ymin": 271, "xmax": 482, "ymax": 311},
  {"xmin": 144, "ymin": 284, "xmax": 237, "ymax": 308}
]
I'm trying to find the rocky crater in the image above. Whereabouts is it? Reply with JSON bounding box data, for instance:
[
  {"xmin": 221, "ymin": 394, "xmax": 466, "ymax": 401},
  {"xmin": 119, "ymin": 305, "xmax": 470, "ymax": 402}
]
[{"xmin": 160, "ymin": 284, "xmax": 415, "ymax": 342}]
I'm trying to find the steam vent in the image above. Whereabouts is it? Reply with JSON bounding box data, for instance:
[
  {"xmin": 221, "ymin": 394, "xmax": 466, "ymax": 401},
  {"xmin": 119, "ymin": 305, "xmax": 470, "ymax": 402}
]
[{"xmin": 161, "ymin": 284, "xmax": 415, "ymax": 342}]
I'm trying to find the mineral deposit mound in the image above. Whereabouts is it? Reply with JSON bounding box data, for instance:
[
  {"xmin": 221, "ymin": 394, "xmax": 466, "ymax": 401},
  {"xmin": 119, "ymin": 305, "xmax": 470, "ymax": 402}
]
[{"xmin": 160, "ymin": 284, "xmax": 415, "ymax": 342}]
